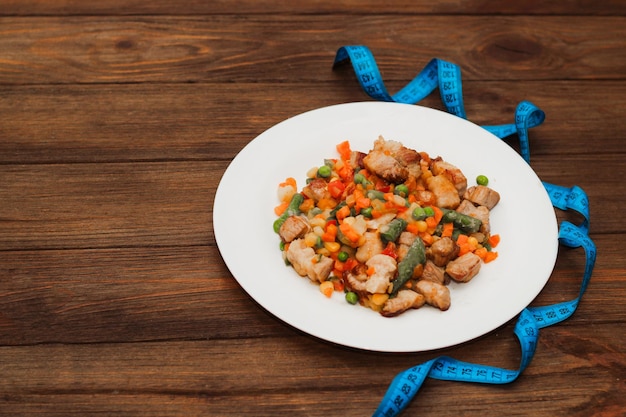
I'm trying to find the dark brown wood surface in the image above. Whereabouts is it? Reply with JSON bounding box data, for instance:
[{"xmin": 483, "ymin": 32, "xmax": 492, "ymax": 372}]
[{"xmin": 1, "ymin": 1, "xmax": 624, "ymax": 416}]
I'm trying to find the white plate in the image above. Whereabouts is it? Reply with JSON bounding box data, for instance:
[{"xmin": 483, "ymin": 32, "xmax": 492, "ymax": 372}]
[{"xmin": 213, "ymin": 102, "xmax": 558, "ymax": 352}]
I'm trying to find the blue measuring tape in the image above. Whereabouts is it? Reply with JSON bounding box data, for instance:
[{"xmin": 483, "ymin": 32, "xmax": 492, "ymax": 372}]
[
  {"xmin": 332, "ymin": 45, "xmax": 596, "ymax": 417},
  {"xmin": 333, "ymin": 45, "xmax": 545, "ymax": 163}
]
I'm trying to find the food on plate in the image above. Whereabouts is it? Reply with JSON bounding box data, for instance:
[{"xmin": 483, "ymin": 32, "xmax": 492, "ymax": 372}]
[{"xmin": 273, "ymin": 136, "xmax": 500, "ymax": 317}]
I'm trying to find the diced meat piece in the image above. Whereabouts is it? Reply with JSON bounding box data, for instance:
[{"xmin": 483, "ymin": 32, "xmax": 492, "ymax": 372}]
[
  {"xmin": 421, "ymin": 260, "xmax": 446, "ymax": 284},
  {"xmin": 415, "ymin": 190, "xmax": 437, "ymax": 206},
  {"xmin": 349, "ymin": 151, "xmax": 367, "ymax": 169},
  {"xmin": 371, "ymin": 136, "xmax": 402, "ymax": 153},
  {"xmin": 355, "ymin": 231, "xmax": 384, "ymax": 263},
  {"xmin": 426, "ymin": 175, "xmax": 461, "ymax": 209},
  {"xmin": 463, "ymin": 185, "xmax": 500, "ymax": 210},
  {"xmin": 366, "ymin": 212, "xmax": 396, "ymax": 231},
  {"xmin": 301, "ymin": 178, "xmax": 328, "ymax": 202},
  {"xmin": 398, "ymin": 231, "xmax": 417, "ymax": 246},
  {"xmin": 345, "ymin": 266, "xmax": 368, "ymax": 292},
  {"xmin": 431, "ymin": 157, "xmax": 467, "ymax": 196},
  {"xmin": 426, "ymin": 237, "xmax": 459, "ymax": 267},
  {"xmin": 394, "ymin": 147, "xmax": 422, "ymax": 179},
  {"xmin": 311, "ymin": 257, "xmax": 335, "ymax": 282},
  {"xmin": 364, "ymin": 136, "xmax": 425, "ymax": 183},
  {"xmin": 364, "ymin": 254, "xmax": 397, "ymax": 294},
  {"xmin": 456, "ymin": 200, "xmax": 491, "ymax": 234},
  {"xmin": 363, "ymin": 150, "xmax": 408, "ymax": 183},
  {"xmin": 381, "ymin": 290, "xmax": 425, "ymax": 317},
  {"xmin": 446, "ymin": 252, "xmax": 482, "ymax": 283},
  {"xmin": 286, "ymin": 239, "xmax": 334, "ymax": 283},
  {"xmin": 415, "ymin": 280, "xmax": 451, "ymax": 311},
  {"xmin": 278, "ymin": 215, "xmax": 311, "ymax": 243}
]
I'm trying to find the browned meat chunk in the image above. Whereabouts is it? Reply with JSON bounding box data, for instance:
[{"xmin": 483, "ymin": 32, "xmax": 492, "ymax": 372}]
[
  {"xmin": 394, "ymin": 147, "xmax": 422, "ymax": 178},
  {"xmin": 363, "ymin": 150, "xmax": 409, "ymax": 183},
  {"xmin": 364, "ymin": 254, "xmax": 397, "ymax": 294},
  {"xmin": 286, "ymin": 239, "xmax": 334, "ymax": 283},
  {"xmin": 355, "ymin": 231, "xmax": 384, "ymax": 263},
  {"xmin": 421, "ymin": 260, "xmax": 446, "ymax": 284},
  {"xmin": 381, "ymin": 289, "xmax": 425, "ymax": 317},
  {"xmin": 349, "ymin": 151, "xmax": 367, "ymax": 169},
  {"xmin": 445, "ymin": 252, "xmax": 482, "ymax": 283},
  {"xmin": 278, "ymin": 216, "xmax": 311, "ymax": 243},
  {"xmin": 431, "ymin": 157, "xmax": 467, "ymax": 196},
  {"xmin": 415, "ymin": 280, "xmax": 451, "ymax": 311},
  {"xmin": 425, "ymin": 175, "xmax": 460, "ymax": 209},
  {"xmin": 301, "ymin": 178, "xmax": 328, "ymax": 202},
  {"xmin": 427, "ymin": 237, "xmax": 459, "ymax": 267},
  {"xmin": 463, "ymin": 185, "xmax": 500, "ymax": 210}
]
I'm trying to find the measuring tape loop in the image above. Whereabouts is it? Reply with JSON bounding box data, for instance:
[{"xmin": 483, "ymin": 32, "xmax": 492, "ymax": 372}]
[
  {"xmin": 331, "ymin": 45, "xmax": 596, "ymax": 417},
  {"xmin": 372, "ymin": 218, "xmax": 596, "ymax": 417},
  {"xmin": 543, "ymin": 182, "xmax": 590, "ymax": 233},
  {"xmin": 333, "ymin": 45, "xmax": 545, "ymax": 163}
]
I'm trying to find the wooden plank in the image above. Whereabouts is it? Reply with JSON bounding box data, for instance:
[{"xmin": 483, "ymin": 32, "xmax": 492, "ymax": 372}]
[
  {"xmin": 1, "ymin": 0, "xmax": 624, "ymax": 16},
  {"xmin": 0, "ymin": 234, "xmax": 622, "ymax": 345},
  {"xmin": 0, "ymin": 154, "xmax": 622, "ymax": 251},
  {"xmin": 0, "ymin": 328, "xmax": 623, "ymax": 416},
  {"xmin": 0, "ymin": 162, "xmax": 220, "ymax": 250},
  {"xmin": 0, "ymin": 82, "xmax": 624, "ymax": 164},
  {"xmin": 0, "ymin": 16, "xmax": 624, "ymax": 84}
]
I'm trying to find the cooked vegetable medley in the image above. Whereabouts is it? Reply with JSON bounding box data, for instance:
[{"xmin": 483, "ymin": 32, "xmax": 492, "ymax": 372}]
[{"xmin": 273, "ymin": 136, "xmax": 500, "ymax": 317}]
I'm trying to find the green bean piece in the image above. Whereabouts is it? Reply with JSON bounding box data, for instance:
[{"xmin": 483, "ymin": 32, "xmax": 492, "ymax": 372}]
[
  {"xmin": 391, "ymin": 237, "xmax": 426, "ymax": 295},
  {"xmin": 366, "ymin": 190, "xmax": 386, "ymax": 201},
  {"xmin": 440, "ymin": 208, "xmax": 482, "ymax": 234},
  {"xmin": 380, "ymin": 218, "xmax": 408, "ymax": 243},
  {"xmin": 354, "ymin": 172, "xmax": 366, "ymax": 185},
  {"xmin": 360, "ymin": 207, "xmax": 373, "ymax": 218},
  {"xmin": 345, "ymin": 291, "xmax": 359, "ymax": 305},
  {"xmin": 272, "ymin": 193, "xmax": 304, "ymax": 233}
]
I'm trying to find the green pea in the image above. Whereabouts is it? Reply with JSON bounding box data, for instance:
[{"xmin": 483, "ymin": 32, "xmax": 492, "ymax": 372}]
[
  {"xmin": 394, "ymin": 184, "xmax": 409, "ymax": 197},
  {"xmin": 354, "ymin": 172, "xmax": 366, "ymax": 184},
  {"xmin": 476, "ymin": 175, "xmax": 489, "ymax": 186},
  {"xmin": 423, "ymin": 206, "xmax": 435, "ymax": 217},
  {"xmin": 337, "ymin": 251, "xmax": 349, "ymax": 262},
  {"xmin": 345, "ymin": 291, "xmax": 359, "ymax": 305},
  {"xmin": 412, "ymin": 206, "xmax": 426, "ymax": 220},
  {"xmin": 317, "ymin": 165, "xmax": 332, "ymax": 178}
]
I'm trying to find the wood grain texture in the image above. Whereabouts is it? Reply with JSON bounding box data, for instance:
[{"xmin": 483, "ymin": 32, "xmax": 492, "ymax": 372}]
[
  {"xmin": 0, "ymin": 82, "xmax": 625, "ymax": 164},
  {"xmin": 0, "ymin": 1, "xmax": 624, "ymax": 416},
  {"xmin": 0, "ymin": 16, "xmax": 624, "ymax": 84},
  {"xmin": 1, "ymin": 0, "xmax": 624, "ymax": 16}
]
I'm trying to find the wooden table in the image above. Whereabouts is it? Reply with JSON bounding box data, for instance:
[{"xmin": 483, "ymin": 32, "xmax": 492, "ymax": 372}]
[{"xmin": 1, "ymin": 2, "xmax": 624, "ymax": 416}]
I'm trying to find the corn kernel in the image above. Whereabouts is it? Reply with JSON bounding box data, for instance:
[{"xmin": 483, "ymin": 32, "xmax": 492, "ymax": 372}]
[
  {"xmin": 324, "ymin": 241, "xmax": 341, "ymax": 253},
  {"xmin": 309, "ymin": 217, "xmax": 326, "ymax": 229},
  {"xmin": 416, "ymin": 220, "xmax": 428, "ymax": 233},
  {"xmin": 304, "ymin": 232, "xmax": 319, "ymax": 247},
  {"xmin": 370, "ymin": 293, "xmax": 389, "ymax": 306},
  {"xmin": 316, "ymin": 248, "xmax": 330, "ymax": 257}
]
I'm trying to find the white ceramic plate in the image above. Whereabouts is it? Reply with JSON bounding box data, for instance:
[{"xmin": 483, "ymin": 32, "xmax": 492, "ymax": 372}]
[{"xmin": 213, "ymin": 102, "xmax": 558, "ymax": 352}]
